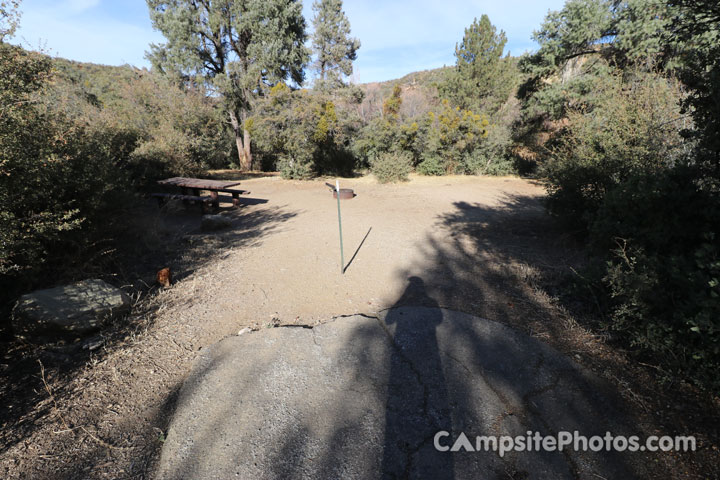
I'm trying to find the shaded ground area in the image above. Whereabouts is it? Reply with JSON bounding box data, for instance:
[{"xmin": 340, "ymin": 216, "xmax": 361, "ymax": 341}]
[
  {"xmin": 156, "ymin": 306, "xmax": 645, "ymax": 480},
  {"xmin": 0, "ymin": 174, "xmax": 717, "ymax": 479}
]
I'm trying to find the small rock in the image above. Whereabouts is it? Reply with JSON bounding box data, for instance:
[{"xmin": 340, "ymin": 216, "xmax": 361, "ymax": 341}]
[
  {"xmin": 237, "ymin": 327, "xmax": 252, "ymax": 336},
  {"xmin": 201, "ymin": 215, "xmax": 232, "ymax": 231}
]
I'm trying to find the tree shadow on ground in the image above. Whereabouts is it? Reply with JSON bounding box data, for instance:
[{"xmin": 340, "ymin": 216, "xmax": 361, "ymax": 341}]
[
  {"xmin": 36, "ymin": 340, "xmax": 275, "ymax": 479},
  {"xmin": 405, "ymin": 196, "xmax": 583, "ymax": 333},
  {"xmin": 0, "ymin": 200, "xmax": 298, "ymax": 470}
]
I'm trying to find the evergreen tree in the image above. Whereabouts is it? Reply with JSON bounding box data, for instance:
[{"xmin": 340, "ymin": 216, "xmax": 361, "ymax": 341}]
[
  {"xmin": 440, "ymin": 14, "xmax": 513, "ymax": 113},
  {"xmin": 670, "ymin": 0, "xmax": 720, "ymax": 173},
  {"xmin": 519, "ymin": 0, "xmax": 676, "ymax": 85},
  {"xmin": 146, "ymin": 0, "xmax": 309, "ymax": 171},
  {"xmin": 311, "ymin": 0, "xmax": 360, "ymax": 90}
]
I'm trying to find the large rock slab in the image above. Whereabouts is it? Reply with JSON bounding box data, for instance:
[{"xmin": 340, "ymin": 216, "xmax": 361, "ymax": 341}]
[
  {"xmin": 12, "ymin": 279, "xmax": 131, "ymax": 337},
  {"xmin": 155, "ymin": 308, "xmax": 648, "ymax": 479}
]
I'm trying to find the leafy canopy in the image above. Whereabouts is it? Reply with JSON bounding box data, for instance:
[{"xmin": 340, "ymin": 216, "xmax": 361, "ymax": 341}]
[
  {"xmin": 670, "ymin": 0, "xmax": 720, "ymax": 173},
  {"xmin": 146, "ymin": 0, "xmax": 308, "ymax": 106}
]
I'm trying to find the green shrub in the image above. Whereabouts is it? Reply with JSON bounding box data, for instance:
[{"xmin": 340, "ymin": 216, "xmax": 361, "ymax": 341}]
[
  {"xmin": 277, "ymin": 149, "xmax": 315, "ymax": 180},
  {"xmin": 462, "ymin": 96, "xmax": 519, "ymax": 176},
  {"xmin": 538, "ymin": 67, "xmax": 720, "ymax": 391},
  {"xmin": 352, "ymin": 117, "xmax": 419, "ymax": 167},
  {"xmin": 511, "ymin": 0, "xmax": 720, "ymax": 394},
  {"xmin": 543, "ymin": 71, "xmax": 685, "ymax": 228},
  {"xmin": 416, "ymin": 156, "xmax": 446, "ymax": 176},
  {"xmin": 418, "ymin": 100, "xmax": 489, "ymax": 175},
  {"xmin": 43, "ymin": 62, "xmax": 233, "ymax": 184},
  {"xmin": 603, "ymin": 234, "xmax": 720, "ymax": 390},
  {"xmin": 371, "ymin": 151, "xmax": 412, "ymax": 183},
  {"xmin": 461, "ymin": 151, "xmax": 514, "ymax": 176},
  {"xmin": 591, "ymin": 168, "xmax": 720, "ymax": 390},
  {"xmin": 109, "ymin": 75, "xmax": 232, "ymax": 183},
  {"xmin": 252, "ymin": 85, "xmax": 361, "ymax": 178}
]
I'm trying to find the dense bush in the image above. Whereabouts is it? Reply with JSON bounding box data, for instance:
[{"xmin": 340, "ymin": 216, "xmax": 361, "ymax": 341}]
[
  {"xmin": 418, "ymin": 100, "xmax": 490, "ymax": 175},
  {"xmin": 0, "ymin": 42, "xmax": 235, "ymax": 328},
  {"xmin": 371, "ymin": 151, "xmax": 412, "ymax": 183},
  {"xmin": 596, "ymin": 169, "xmax": 719, "ymax": 388},
  {"xmin": 353, "ymin": 88, "xmax": 515, "ymax": 178},
  {"xmin": 352, "ymin": 116, "xmax": 420, "ymax": 169},
  {"xmin": 543, "ymin": 71, "xmax": 686, "ymax": 227},
  {"xmin": 520, "ymin": 0, "xmax": 720, "ymax": 392},
  {"xmin": 120, "ymin": 76, "xmax": 232, "ymax": 183},
  {"xmin": 0, "ymin": 44, "xmax": 136, "ymax": 317},
  {"xmin": 49, "ymin": 68, "xmax": 233, "ymax": 184},
  {"xmin": 251, "ymin": 83, "xmax": 360, "ymax": 179},
  {"xmin": 457, "ymin": 101, "xmax": 517, "ymax": 176}
]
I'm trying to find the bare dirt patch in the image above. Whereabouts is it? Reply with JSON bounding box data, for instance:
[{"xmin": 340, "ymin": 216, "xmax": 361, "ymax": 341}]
[{"xmin": 1, "ymin": 174, "xmax": 718, "ymax": 479}]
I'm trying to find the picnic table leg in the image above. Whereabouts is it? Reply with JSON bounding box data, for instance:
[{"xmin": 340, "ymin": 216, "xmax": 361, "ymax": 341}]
[
  {"xmin": 191, "ymin": 188, "xmax": 207, "ymax": 211},
  {"xmin": 209, "ymin": 191, "xmax": 220, "ymax": 211},
  {"xmin": 181, "ymin": 187, "xmax": 192, "ymax": 207},
  {"xmin": 232, "ymin": 192, "xmax": 240, "ymax": 207}
]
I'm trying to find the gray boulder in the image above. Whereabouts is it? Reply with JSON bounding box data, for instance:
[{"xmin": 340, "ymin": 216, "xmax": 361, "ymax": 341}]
[
  {"xmin": 201, "ymin": 214, "xmax": 232, "ymax": 231},
  {"xmin": 12, "ymin": 279, "xmax": 131, "ymax": 338}
]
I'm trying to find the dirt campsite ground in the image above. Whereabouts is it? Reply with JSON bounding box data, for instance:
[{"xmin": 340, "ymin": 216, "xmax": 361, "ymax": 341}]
[{"xmin": 1, "ymin": 174, "xmax": 718, "ymax": 479}]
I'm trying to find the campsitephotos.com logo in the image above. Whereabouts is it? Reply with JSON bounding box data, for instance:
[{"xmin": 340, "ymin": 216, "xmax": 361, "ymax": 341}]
[{"xmin": 434, "ymin": 431, "xmax": 696, "ymax": 458}]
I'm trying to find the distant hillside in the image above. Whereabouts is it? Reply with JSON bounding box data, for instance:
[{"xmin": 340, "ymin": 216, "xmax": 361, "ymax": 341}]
[
  {"xmin": 356, "ymin": 66, "xmax": 452, "ymax": 121},
  {"xmin": 50, "ymin": 57, "xmax": 148, "ymax": 107},
  {"xmin": 46, "ymin": 55, "xmax": 450, "ymax": 122},
  {"xmin": 361, "ymin": 66, "xmax": 451, "ymax": 92}
]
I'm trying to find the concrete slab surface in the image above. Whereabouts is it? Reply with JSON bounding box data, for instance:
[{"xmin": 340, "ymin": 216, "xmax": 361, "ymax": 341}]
[{"xmin": 155, "ymin": 307, "xmax": 646, "ymax": 479}]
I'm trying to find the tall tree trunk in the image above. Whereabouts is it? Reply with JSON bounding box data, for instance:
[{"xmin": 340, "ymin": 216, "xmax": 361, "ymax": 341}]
[
  {"xmin": 229, "ymin": 110, "xmax": 251, "ymax": 171},
  {"xmin": 241, "ymin": 110, "xmax": 252, "ymax": 171}
]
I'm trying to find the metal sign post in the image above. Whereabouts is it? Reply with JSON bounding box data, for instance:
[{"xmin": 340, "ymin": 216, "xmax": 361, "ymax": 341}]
[{"xmin": 336, "ymin": 180, "xmax": 345, "ymax": 274}]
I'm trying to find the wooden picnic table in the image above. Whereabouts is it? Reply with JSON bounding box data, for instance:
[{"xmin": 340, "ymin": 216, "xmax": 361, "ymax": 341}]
[{"xmin": 157, "ymin": 177, "xmax": 248, "ymax": 208}]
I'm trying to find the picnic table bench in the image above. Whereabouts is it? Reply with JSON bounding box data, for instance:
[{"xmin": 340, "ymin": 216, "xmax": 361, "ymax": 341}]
[
  {"xmin": 151, "ymin": 192, "xmax": 214, "ymax": 213},
  {"xmin": 156, "ymin": 177, "xmax": 249, "ymax": 211}
]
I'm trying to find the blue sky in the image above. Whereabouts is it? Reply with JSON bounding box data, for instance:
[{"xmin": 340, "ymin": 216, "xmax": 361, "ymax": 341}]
[{"xmin": 12, "ymin": 0, "xmax": 567, "ymax": 83}]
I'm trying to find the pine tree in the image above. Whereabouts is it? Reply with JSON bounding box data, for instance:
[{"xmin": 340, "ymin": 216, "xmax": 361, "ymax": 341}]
[
  {"xmin": 439, "ymin": 14, "xmax": 513, "ymax": 113},
  {"xmin": 519, "ymin": 0, "xmax": 677, "ymax": 83},
  {"xmin": 146, "ymin": 0, "xmax": 309, "ymax": 171},
  {"xmin": 311, "ymin": 0, "xmax": 360, "ymax": 90}
]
